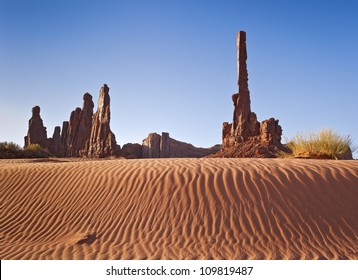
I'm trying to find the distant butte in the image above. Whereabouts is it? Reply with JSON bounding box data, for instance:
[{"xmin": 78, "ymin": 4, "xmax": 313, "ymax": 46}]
[
  {"xmin": 211, "ymin": 31, "xmax": 285, "ymax": 158},
  {"xmin": 141, "ymin": 132, "xmax": 220, "ymax": 158}
]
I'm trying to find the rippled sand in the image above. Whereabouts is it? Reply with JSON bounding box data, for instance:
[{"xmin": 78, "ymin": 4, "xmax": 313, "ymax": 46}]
[{"xmin": 1, "ymin": 158, "xmax": 357, "ymax": 259}]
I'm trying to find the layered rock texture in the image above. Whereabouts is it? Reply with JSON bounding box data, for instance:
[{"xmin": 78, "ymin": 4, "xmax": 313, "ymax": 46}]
[
  {"xmin": 213, "ymin": 31, "xmax": 284, "ymax": 158},
  {"xmin": 24, "ymin": 84, "xmax": 119, "ymax": 158},
  {"xmin": 141, "ymin": 132, "xmax": 220, "ymax": 158}
]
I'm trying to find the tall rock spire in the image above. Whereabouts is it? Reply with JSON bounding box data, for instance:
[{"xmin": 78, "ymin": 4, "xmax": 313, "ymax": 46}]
[
  {"xmin": 24, "ymin": 106, "xmax": 48, "ymax": 148},
  {"xmin": 61, "ymin": 93, "xmax": 94, "ymax": 157},
  {"xmin": 237, "ymin": 31, "xmax": 249, "ymax": 94},
  {"xmin": 219, "ymin": 31, "xmax": 283, "ymax": 158},
  {"xmin": 24, "ymin": 84, "xmax": 120, "ymax": 158},
  {"xmin": 87, "ymin": 84, "xmax": 118, "ymax": 157},
  {"xmin": 231, "ymin": 31, "xmax": 259, "ymax": 142}
]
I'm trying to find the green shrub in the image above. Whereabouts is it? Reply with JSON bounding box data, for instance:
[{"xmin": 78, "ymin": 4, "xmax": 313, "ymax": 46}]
[
  {"xmin": 24, "ymin": 144, "xmax": 52, "ymax": 158},
  {"xmin": 0, "ymin": 142, "xmax": 54, "ymax": 159},
  {"xmin": 0, "ymin": 142, "xmax": 23, "ymax": 158},
  {"xmin": 0, "ymin": 141, "xmax": 22, "ymax": 151},
  {"xmin": 281, "ymin": 129, "xmax": 356, "ymax": 160}
]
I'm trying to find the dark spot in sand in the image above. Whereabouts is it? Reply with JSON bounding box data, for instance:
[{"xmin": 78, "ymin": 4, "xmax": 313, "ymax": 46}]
[{"xmin": 77, "ymin": 233, "xmax": 97, "ymax": 245}]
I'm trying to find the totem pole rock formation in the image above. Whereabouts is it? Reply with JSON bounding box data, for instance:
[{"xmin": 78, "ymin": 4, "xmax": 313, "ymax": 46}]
[
  {"xmin": 24, "ymin": 106, "xmax": 48, "ymax": 148},
  {"xmin": 217, "ymin": 31, "xmax": 283, "ymax": 158}
]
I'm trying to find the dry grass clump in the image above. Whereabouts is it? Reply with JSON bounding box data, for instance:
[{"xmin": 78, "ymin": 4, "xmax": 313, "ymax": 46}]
[
  {"xmin": 281, "ymin": 129, "xmax": 356, "ymax": 160},
  {"xmin": 23, "ymin": 144, "xmax": 52, "ymax": 158}
]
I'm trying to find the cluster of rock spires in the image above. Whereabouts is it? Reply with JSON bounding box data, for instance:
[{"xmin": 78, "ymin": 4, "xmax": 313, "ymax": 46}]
[
  {"xmin": 24, "ymin": 85, "xmax": 219, "ymax": 158},
  {"xmin": 25, "ymin": 84, "xmax": 119, "ymax": 158},
  {"xmin": 22, "ymin": 31, "xmax": 355, "ymax": 159},
  {"xmin": 211, "ymin": 31, "xmax": 285, "ymax": 158},
  {"xmin": 24, "ymin": 31, "xmax": 295, "ymax": 159}
]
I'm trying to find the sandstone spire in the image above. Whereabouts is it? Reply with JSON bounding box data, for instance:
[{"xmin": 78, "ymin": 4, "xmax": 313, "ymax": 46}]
[
  {"xmin": 24, "ymin": 106, "xmax": 48, "ymax": 148},
  {"xmin": 24, "ymin": 85, "xmax": 120, "ymax": 158},
  {"xmin": 48, "ymin": 126, "xmax": 61, "ymax": 156},
  {"xmin": 87, "ymin": 84, "xmax": 118, "ymax": 157},
  {"xmin": 231, "ymin": 31, "xmax": 260, "ymax": 143},
  {"xmin": 218, "ymin": 31, "xmax": 283, "ymax": 158},
  {"xmin": 61, "ymin": 93, "xmax": 94, "ymax": 157},
  {"xmin": 60, "ymin": 121, "xmax": 69, "ymax": 156},
  {"xmin": 237, "ymin": 31, "xmax": 249, "ymax": 92}
]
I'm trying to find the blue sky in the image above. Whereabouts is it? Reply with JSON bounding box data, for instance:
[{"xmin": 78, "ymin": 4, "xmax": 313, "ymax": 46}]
[{"xmin": 1, "ymin": 0, "xmax": 357, "ymax": 158}]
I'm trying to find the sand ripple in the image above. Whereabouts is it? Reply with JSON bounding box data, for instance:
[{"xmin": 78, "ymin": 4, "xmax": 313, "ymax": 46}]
[{"xmin": 0, "ymin": 158, "xmax": 357, "ymax": 259}]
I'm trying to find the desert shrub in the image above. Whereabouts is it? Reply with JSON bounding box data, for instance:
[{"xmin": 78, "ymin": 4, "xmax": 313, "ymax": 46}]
[
  {"xmin": 0, "ymin": 142, "xmax": 23, "ymax": 158},
  {"xmin": 280, "ymin": 129, "xmax": 356, "ymax": 160},
  {"xmin": 23, "ymin": 144, "xmax": 52, "ymax": 158},
  {"xmin": 24, "ymin": 144, "xmax": 42, "ymax": 152},
  {"xmin": 0, "ymin": 142, "xmax": 54, "ymax": 158},
  {"xmin": 0, "ymin": 141, "xmax": 22, "ymax": 151}
]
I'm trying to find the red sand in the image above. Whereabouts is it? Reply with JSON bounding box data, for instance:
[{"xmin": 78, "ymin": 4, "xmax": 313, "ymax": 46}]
[{"xmin": 0, "ymin": 158, "xmax": 357, "ymax": 259}]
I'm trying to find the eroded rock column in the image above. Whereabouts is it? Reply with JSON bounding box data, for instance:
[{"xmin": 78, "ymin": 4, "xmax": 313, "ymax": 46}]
[
  {"xmin": 24, "ymin": 106, "xmax": 48, "ymax": 148},
  {"xmin": 87, "ymin": 84, "xmax": 118, "ymax": 157}
]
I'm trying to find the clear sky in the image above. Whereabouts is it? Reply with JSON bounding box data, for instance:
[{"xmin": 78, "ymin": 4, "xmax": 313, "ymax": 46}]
[{"xmin": 1, "ymin": 0, "xmax": 357, "ymax": 158}]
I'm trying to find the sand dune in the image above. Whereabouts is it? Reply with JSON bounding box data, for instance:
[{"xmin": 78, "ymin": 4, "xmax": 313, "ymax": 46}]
[{"xmin": 0, "ymin": 158, "xmax": 357, "ymax": 259}]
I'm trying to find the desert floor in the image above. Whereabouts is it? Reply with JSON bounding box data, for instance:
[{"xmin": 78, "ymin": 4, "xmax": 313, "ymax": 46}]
[{"xmin": 0, "ymin": 158, "xmax": 357, "ymax": 259}]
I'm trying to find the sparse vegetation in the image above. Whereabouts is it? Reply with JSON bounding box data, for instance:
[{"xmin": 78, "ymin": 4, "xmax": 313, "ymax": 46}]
[
  {"xmin": 0, "ymin": 142, "xmax": 52, "ymax": 159},
  {"xmin": 0, "ymin": 142, "xmax": 23, "ymax": 158},
  {"xmin": 280, "ymin": 129, "xmax": 356, "ymax": 160},
  {"xmin": 0, "ymin": 141, "xmax": 22, "ymax": 151},
  {"xmin": 23, "ymin": 144, "xmax": 52, "ymax": 158}
]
